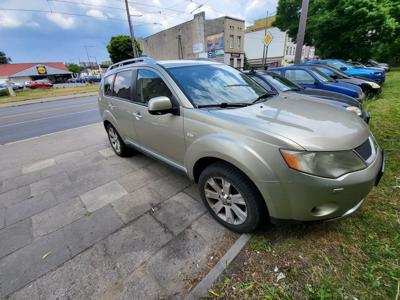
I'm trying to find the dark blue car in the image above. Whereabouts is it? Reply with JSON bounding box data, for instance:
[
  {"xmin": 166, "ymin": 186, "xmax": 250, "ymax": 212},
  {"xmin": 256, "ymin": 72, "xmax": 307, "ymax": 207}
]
[
  {"xmin": 269, "ymin": 66, "xmax": 365, "ymax": 101},
  {"xmin": 305, "ymin": 59, "xmax": 385, "ymax": 84}
]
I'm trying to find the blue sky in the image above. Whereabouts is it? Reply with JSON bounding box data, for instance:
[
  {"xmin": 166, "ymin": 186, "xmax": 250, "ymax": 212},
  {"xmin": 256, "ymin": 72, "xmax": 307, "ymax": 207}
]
[{"xmin": 0, "ymin": 0, "xmax": 278, "ymax": 64}]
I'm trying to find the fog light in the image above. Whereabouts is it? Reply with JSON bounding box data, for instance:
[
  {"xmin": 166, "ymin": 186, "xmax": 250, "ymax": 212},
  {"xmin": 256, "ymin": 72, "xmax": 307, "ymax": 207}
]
[{"xmin": 311, "ymin": 203, "xmax": 339, "ymax": 217}]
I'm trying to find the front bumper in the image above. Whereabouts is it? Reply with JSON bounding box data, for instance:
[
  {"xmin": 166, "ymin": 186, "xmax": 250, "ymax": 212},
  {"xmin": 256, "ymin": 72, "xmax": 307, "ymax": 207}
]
[
  {"xmin": 361, "ymin": 111, "xmax": 370, "ymax": 123},
  {"xmin": 259, "ymin": 149, "xmax": 384, "ymax": 223}
]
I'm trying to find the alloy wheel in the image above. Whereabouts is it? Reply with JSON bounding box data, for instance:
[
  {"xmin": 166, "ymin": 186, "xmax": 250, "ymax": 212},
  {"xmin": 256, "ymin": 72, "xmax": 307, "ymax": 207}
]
[
  {"xmin": 108, "ymin": 126, "xmax": 121, "ymax": 154},
  {"xmin": 204, "ymin": 177, "xmax": 247, "ymax": 225}
]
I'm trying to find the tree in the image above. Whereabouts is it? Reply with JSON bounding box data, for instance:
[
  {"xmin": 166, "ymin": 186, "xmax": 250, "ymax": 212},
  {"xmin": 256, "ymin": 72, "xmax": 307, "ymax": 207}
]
[
  {"xmin": 106, "ymin": 36, "xmax": 142, "ymax": 63},
  {"xmin": 274, "ymin": 0, "xmax": 400, "ymax": 62},
  {"xmin": 66, "ymin": 63, "xmax": 81, "ymax": 74},
  {"xmin": 0, "ymin": 51, "xmax": 11, "ymax": 64}
]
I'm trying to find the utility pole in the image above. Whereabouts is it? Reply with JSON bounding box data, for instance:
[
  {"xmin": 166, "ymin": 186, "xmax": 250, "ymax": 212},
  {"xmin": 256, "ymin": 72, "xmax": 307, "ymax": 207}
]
[
  {"xmin": 84, "ymin": 46, "xmax": 91, "ymax": 67},
  {"xmin": 294, "ymin": 0, "xmax": 309, "ymax": 65},
  {"xmin": 124, "ymin": 0, "xmax": 138, "ymax": 58}
]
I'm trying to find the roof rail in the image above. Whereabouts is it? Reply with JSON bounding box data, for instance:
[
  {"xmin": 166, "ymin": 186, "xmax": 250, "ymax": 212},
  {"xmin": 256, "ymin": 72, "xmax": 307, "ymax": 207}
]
[{"xmin": 107, "ymin": 56, "xmax": 156, "ymax": 72}]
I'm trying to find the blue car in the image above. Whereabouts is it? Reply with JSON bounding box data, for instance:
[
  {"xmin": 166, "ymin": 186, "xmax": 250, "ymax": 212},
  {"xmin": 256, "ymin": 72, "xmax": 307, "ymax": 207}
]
[
  {"xmin": 269, "ymin": 66, "xmax": 365, "ymax": 101},
  {"xmin": 305, "ymin": 59, "xmax": 385, "ymax": 84}
]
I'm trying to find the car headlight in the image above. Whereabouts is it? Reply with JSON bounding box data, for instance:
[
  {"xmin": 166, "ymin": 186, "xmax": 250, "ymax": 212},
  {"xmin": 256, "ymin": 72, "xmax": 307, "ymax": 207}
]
[
  {"xmin": 280, "ymin": 149, "xmax": 367, "ymax": 178},
  {"xmin": 373, "ymin": 72, "xmax": 383, "ymax": 76},
  {"xmin": 367, "ymin": 81, "xmax": 380, "ymax": 89},
  {"xmin": 346, "ymin": 106, "xmax": 362, "ymax": 116}
]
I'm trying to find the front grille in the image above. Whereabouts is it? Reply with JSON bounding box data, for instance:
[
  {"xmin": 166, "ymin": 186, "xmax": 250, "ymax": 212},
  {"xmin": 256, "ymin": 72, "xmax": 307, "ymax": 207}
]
[{"xmin": 354, "ymin": 138, "xmax": 373, "ymax": 161}]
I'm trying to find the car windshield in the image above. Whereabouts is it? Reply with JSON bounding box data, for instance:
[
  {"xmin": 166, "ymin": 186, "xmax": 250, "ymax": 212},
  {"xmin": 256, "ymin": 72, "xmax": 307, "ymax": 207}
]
[
  {"xmin": 325, "ymin": 60, "xmax": 352, "ymax": 70},
  {"xmin": 266, "ymin": 74, "xmax": 301, "ymax": 91},
  {"xmin": 168, "ymin": 64, "xmax": 270, "ymax": 106},
  {"xmin": 309, "ymin": 68, "xmax": 334, "ymax": 82}
]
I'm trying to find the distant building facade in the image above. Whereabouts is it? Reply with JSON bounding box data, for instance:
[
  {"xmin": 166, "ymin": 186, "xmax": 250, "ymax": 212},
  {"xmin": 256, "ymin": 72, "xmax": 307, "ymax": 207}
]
[
  {"xmin": 139, "ymin": 12, "xmax": 245, "ymax": 69},
  {"xmin": 0, "ymin": 62, "xmax": 71, "ymax": 84},
  {"xmin": 244, "ymin": 16, "xmax": 315, "ymax": 68}
]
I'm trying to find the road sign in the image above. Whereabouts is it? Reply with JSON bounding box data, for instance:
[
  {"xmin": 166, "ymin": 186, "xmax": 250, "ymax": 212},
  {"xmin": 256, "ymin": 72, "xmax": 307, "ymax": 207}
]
[{"xmin": 264, "ymin": 33, "xmax": 273, "ymax": 46}]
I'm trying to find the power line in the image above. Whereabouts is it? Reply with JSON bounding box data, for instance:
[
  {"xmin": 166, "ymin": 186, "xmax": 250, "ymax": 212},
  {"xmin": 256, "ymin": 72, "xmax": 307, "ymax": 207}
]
[
  {"xmin": 48, "ymin": 0, "xmax": 190, "ymax": 20},
  {"xmin": 113, "ymin": 0, "xmax": 186, "ymax": 14},
  {"xmin": 0, "ymin": 7, "xmax": 163, "ymax": 25}
]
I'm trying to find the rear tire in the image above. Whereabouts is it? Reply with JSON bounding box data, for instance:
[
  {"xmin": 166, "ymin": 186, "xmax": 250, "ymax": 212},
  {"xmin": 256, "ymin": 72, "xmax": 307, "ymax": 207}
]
[
  {"xmin": 198, "ymin": 162, "xmax": 267, "ymax": 233},
  {"xmin": 106, "ymin": 124, "xmax": 134, "ymax": 157}
]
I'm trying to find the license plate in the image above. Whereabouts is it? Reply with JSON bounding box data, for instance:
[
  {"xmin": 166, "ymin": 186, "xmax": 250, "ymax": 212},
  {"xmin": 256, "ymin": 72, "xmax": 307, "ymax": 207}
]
[{"xmin": 375, "ymin": 150, "xmax": 385, "ymax": 186}]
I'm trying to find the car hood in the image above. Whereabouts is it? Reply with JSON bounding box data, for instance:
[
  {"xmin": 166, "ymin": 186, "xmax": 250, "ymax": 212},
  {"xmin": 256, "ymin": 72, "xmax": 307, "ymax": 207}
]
[
  {"xmin": 297, "ymin": 88, "xmax": 360, "ymax": 106},
  {"xmin": 208, "ymin": 93, "xmax": 370, "ymax": 151},
  {"xmin": 326, "ymin": 81, "xmax": 361, "ymax": 93},
  {"xmin": 347, "ymin": 68, "xmax": 376, "ymax": 75}
]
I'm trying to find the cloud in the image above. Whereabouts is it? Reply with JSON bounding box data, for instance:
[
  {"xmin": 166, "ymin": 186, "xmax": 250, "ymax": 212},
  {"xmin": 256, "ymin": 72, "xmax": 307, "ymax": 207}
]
[
  {"xmin": 0, "ymin": 13, "xmax": 22, "ymax": 28},
  {"xmin": 0, "ymin": 12, "xmax": 41, "ymax": 29},
  {"xmin": 86, "ymin": 9, "xmax": 106, "ymax": 19},
  {"xmin": 47, "ymin": 13, "xmax": 76, "ymax": 29}
]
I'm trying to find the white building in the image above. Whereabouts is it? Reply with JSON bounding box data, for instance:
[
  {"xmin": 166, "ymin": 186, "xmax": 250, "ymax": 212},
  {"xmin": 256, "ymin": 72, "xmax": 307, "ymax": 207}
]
[{"xmin": 245, "ymin": 27, "xmax": 315, "ymax": 68}]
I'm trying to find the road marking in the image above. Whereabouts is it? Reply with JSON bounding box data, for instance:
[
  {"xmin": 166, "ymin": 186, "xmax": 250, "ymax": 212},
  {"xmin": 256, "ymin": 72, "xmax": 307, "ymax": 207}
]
[
  {"xmin": 0, "ymin": 109, "xmax": 98, "ymax": 128},
  {"xmin": 2, "ymin": 122, "xmax": 102, "ymax": 146},
  {"xmin": 0, "ymin": 102, "xmax": 96, "ymax": 120}
]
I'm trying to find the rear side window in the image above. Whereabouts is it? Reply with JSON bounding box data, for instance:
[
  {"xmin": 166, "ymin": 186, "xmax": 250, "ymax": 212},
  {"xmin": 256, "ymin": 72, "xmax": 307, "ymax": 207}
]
[
  {"xmin": 136, "ymin": 69, "xmax": 172, "ymax": 104},
  {"xmin": 103, "ymin": 74, "xmax": 115, "ymax": 96},
  {"xmin": 113, "ymin": 70, "xmax": 133, "ymax": 100},
  {"xmin": 285, "ymin": 69, "xmax": 315, "ymax": 85}
]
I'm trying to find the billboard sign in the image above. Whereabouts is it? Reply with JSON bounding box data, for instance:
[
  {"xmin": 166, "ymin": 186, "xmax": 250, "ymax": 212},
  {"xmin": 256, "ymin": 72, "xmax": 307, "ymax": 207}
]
[{"xmin": 207, "ymin": 33, "xmax": 224, "ymax": 58}]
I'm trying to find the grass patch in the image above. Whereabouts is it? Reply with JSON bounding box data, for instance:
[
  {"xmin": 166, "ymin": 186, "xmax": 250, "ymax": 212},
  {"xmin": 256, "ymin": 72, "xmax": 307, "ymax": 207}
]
[
  {"xmin": 211, "ymin": 68, "xmax": 400, "ymax": 299},
  {"xmin": 0, "ymin": 84, "xmax": 99, "ymax": 104}
]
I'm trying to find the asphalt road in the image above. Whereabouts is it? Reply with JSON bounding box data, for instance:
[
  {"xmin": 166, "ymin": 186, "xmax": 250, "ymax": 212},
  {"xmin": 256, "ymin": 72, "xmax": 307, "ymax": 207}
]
[{"xmin": 0, "ymin": 95, "xmax": 101, "ymax": 144}]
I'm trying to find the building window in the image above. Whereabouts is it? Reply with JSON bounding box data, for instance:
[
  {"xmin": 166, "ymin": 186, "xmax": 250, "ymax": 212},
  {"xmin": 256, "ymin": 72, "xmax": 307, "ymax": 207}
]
[
  {"xmin": 237, "ymin": 36, "xmax": 241, "ymax": 49},
  {"xmin": 229, "ymin": 25, "xmax": 234, "ymax": 31},
  {"xmin": 286, "ymin": 46, "xmax": 289, "ymax": 55},
  {"xmin": 229, "ymin": 35, "xmax": 234, "ymax": 49}
]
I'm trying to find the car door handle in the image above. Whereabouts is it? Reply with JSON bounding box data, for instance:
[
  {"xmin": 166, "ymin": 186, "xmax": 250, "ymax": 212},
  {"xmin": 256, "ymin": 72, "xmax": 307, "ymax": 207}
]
[
  {"xmin": 133, "ymin": 112, "xmax": 142, "ymax": 120},
  {"xmin": 108, "ymin": 104, "xmax": 116, "ymax": 109}
]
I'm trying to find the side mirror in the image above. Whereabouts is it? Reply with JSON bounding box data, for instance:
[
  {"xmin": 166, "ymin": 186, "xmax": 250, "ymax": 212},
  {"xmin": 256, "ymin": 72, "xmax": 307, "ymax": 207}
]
[
  {"xmin": 148, "ymin": 96, "xmax": 173, "ymax": 115},
  {"xmin": 330, "ymin": 74, "xmax": 338, "ymax": 79},
  {"xmin": 340, "ymin": 66, "xmax": 348, "ymax": 71}
]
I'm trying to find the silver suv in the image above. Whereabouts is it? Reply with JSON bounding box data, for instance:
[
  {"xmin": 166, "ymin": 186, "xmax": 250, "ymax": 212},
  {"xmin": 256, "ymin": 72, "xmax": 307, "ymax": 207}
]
[{"xmin": 98, "ymin": 57, "xmax": 384, "ymax": 233}]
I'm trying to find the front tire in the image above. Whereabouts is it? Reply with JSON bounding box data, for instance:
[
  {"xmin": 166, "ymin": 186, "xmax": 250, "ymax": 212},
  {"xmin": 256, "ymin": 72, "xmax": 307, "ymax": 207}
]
[
  {"xmin": 106, "ymin": 124, "xmax": 134, "ymax": 157},
  {"xmin": 198, "ymin": 162, "xmax": 267, "ymax": 233}
]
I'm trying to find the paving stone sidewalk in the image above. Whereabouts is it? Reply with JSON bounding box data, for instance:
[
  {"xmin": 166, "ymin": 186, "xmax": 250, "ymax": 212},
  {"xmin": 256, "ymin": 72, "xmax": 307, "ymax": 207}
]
[{"xmin": 0, "ymin": 123, "xmax": 238, "ymax": 299}]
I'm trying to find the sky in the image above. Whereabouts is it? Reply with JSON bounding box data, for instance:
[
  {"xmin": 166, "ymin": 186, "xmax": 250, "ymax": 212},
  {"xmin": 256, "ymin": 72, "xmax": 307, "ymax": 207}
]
[{"xmin": 0, "ymin": 0, "xmax": 278, "ymax": 64}]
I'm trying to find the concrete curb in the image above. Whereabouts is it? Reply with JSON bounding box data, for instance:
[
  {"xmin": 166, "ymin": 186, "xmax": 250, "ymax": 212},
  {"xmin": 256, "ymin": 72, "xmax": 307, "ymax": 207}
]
[
  {"xmin": 185, "ymin": 233, "xmax": 252, "ymax": 300},
  {"xmin": 0, "ymin": 92, "xmax": 98, "ymax": 108}
]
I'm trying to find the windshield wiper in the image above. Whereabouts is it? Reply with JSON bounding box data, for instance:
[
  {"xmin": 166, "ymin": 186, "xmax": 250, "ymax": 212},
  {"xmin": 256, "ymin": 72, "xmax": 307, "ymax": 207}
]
[
  {"xmin": 224, "ymin": 84, "xmax": 250, "ymax": 87},
  {"xmin": 197, "ymin": 102, "xmax": 249, "ymax": 108},
  {"xmin": 251, "ymin": 91, "xmax": 277, "ymax": 104}
]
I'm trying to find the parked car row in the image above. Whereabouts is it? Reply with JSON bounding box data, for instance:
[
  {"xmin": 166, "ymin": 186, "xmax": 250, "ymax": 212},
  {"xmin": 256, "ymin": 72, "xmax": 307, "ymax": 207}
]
[
  {"xmin": 98, "ymin": 57, "xmax": 385, "ymax": 233},
  {"xmin": 304, "ymin": 59, "xmax": 386, "ymax": 84},
  {"xmin": 67, "ymin": 76, "xmax": 101, "ymax": 84}
]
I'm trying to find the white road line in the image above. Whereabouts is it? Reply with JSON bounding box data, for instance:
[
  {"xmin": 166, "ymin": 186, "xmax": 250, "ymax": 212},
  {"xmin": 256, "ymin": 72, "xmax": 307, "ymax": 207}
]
[
  {"xmin": 2, "ymin": 122, "xmax": 102, "ymax": 146},
  {"xmin": 0, "ymin": 109, "xmax": 98, "ymax": 128},
  {"xmin": 0, "ymin": 102, "xmax": 96, "ymax": 120}
]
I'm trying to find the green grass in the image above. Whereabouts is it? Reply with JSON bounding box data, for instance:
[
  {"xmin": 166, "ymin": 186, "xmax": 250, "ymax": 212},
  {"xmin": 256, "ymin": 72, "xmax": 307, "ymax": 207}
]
[
  {"xmin": 0, "ymin": 84, "xmax": 99, "ymax": 104},
  {"xmin": 211, "ymin": 68, "xmax": 400, "ymax": 300}
]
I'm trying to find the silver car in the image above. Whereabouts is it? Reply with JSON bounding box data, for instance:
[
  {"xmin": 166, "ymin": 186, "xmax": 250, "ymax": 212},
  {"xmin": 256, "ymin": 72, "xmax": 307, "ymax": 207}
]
[{"xmin": 98, "ymin": 57, "xmax": 384, "ymax": 233}]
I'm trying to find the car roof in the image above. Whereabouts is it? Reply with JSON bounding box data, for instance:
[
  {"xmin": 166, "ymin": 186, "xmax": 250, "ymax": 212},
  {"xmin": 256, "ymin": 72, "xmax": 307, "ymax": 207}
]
[
  {"xmin": 269, "ymin": 66, "xmax": 310, "ymax": 70},
  {"xmin": 157, "ymin": 60, "xmax": 222, "ymax": 69}
]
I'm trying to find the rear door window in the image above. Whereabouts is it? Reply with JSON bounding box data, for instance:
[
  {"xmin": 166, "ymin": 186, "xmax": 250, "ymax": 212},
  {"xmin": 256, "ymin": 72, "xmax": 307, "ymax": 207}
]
[
  {"xmin": 285, "ymin": 69, "xmax": 315, "ymax": 85},
  {"xmin": 103, "ymin": 74, "xmax": 115, "ymax": 96},
  {"xmin": 113, "ymin": 70, "xmax": 133, "ymax": 100}
]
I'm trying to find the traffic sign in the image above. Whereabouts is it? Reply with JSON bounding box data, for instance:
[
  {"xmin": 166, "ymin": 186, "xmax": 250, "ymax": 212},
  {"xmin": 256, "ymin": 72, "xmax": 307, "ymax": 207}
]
[{"xmin": 264, "ymin": 32, "xmax": 273, "ymax": 46}]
